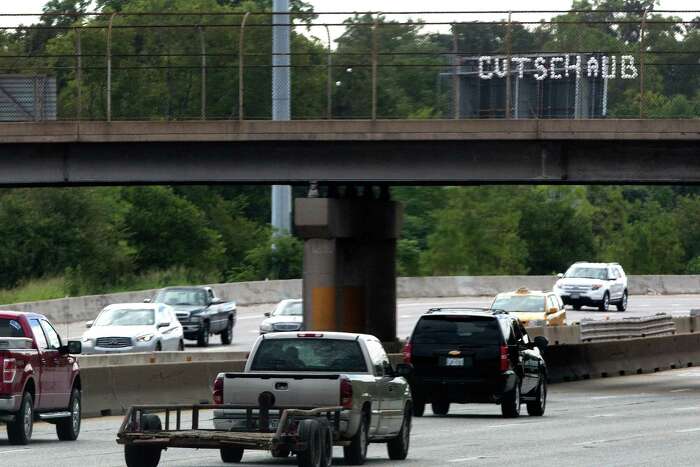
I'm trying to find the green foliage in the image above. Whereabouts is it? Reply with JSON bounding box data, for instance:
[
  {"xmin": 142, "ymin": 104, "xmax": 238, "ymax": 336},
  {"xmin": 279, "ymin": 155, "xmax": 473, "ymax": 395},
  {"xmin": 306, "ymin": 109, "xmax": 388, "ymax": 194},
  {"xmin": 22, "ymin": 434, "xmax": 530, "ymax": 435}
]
[{"xmin": 228, "ymin": 233, "xmax": 303, "ymax": 282}]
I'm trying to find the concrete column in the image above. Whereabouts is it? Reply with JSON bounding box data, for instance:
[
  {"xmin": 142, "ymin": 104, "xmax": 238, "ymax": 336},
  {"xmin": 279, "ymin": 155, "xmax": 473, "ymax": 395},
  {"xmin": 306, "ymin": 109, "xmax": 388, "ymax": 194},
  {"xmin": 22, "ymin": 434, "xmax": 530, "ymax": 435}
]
[{"xmin": 295, "ymin": 197, "xmax": 402, "ymax": 342}]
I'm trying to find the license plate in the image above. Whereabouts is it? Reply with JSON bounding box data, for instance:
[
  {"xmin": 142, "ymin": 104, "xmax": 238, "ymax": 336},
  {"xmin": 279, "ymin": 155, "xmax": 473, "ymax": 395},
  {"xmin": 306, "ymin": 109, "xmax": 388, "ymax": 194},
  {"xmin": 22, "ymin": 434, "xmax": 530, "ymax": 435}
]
[
  {"xmin": 570, "ymin": 294, "xmax": 580, "ymax": 299},
  {"xmin": 269, "ymin": 419, "xmax": 279, "ymax": 430},
  {"xmin": 445, "ymin": 357, "xmax": 464, "ymax": 367}
]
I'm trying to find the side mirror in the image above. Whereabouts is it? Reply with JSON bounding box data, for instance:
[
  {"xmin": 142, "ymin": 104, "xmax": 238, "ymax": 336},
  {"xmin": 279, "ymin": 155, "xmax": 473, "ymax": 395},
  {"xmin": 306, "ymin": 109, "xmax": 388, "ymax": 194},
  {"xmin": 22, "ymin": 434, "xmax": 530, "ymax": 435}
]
[
  {"xmin": 85, "ymin": 320, "xmax": 94, "ymax": 329},
  {"xmin": 157, "ymin": 322, "xmax": 171, "ymax": 329},
  {"xmin": 264, "ymin": 312, "xmax": 271, "ymax": 318},
  {"xmin": 556, "ymin": 273, "xmax": 564, "ymax": 279},
  {"xmin": 534, "ymin": 336, "xmax": 549, "ymax": 352},
  {"xmin": 61, "ymin": 340, "xmax": 82, "ymax": 355},
  {"xmin": 143, "ymin": 298, "xmax": 152, "ymax": 303},
  {"xmin": 395, "ymin": 363, "xmax": 414, "ymax": 378},
  {"xmin": 211, "ymin": 298, "xmax": 224, "ymax": 305}
]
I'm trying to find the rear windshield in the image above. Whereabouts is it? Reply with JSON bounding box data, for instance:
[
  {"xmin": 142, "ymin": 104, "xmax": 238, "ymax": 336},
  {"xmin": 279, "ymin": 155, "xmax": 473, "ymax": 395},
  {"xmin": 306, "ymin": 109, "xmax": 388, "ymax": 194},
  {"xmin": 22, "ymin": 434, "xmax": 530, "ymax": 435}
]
[
  {"xmin": 412, "ymin": 316, "xmax": 503, "ymax": 345},
  {"xmin": 565, "ymin": 267, "xmax": 608, "ymax": 280},
  {"xmin": 251, "ymin": 338, "xmax": 368, "ymax": 373},
  {"xmin": 0, "ymin": 318, "xmax": 25, "ymax": 338}
]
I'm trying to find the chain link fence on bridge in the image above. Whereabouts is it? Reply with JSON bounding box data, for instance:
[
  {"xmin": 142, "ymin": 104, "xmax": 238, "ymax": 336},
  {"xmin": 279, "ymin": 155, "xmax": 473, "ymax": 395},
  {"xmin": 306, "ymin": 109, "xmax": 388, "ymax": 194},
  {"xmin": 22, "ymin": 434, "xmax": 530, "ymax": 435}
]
[{"xmin": 0, "ymin": 9, "xmax": 697, "ymax": 121}]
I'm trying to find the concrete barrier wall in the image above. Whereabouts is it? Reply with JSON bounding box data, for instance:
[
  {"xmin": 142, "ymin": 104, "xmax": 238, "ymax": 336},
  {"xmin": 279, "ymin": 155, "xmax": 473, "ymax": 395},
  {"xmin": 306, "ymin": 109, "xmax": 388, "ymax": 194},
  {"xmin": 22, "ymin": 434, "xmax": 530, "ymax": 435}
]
[{"xmin": 3, "ymin": 275, "xmax": 700, "ymax": 325}]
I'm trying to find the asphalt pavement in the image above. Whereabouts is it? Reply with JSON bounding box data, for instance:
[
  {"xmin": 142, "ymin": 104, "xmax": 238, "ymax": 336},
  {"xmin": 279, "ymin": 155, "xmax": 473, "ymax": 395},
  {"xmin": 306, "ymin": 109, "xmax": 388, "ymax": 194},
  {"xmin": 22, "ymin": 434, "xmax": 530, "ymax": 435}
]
[
  {"xmin": 59, "ymin": 294, "xmax": 700, "ymax": 353},
  {"xmin": 5, "ymin": 366, "xmax": 700, "ymax": 466}
]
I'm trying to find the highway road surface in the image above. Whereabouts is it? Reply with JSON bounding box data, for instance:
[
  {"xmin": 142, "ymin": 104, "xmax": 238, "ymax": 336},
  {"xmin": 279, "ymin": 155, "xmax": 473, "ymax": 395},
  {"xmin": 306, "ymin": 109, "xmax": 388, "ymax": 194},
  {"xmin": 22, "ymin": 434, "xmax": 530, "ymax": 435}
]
[
  {"xmin": 60, "ymin": 294, "xmax": 700, "ymax": 353},
  {"xmin": 5, "ymin": 366, "xmax": 700, "ymax": 466}
]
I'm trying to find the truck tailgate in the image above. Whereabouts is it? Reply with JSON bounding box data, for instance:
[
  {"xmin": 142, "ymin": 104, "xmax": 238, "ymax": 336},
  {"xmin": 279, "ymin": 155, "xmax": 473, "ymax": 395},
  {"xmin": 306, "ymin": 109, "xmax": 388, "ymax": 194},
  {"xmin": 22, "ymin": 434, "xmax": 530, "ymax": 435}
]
[{"xmin": 224, "ymin": 373, "xmax": 341, "ymax": 408}]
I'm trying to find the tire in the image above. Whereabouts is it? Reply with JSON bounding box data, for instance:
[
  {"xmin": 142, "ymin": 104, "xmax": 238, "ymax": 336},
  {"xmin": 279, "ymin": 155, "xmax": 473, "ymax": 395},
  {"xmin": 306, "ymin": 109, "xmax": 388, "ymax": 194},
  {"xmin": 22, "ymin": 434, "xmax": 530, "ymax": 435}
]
[
  {"xmin": 141, "ymin": 414, "xmax": 162, "ymax": 431},
  {"xmin": 178, "ymin": 340, "xmax": 185, "ymax": 351},
  {"xmin": 125, "ymin": 445, "xmax": 162, "ymax": 467},
  {"xmin": 343, "ymin": 412, "xmax": 369, "ymax": 465},
  {"xmin": 220, "ymin": 447, "xmax": 244, "ymax": 463},
  {"xmin": 598, "ymin": 292, "xmax": 610, "ymax": 311},
  {"xmin": 197, "ymin": 322, "xmax": 210, "ymax": 347},
  {"xmin": 431, "ymin": 398, "xmax": 450, "ymax": 416},
  {"xmin": 297, "ymin": 419, "xmax": 323, "ymax": 467},
  {"xmin": 271, "ymin": 446, "xmax": 291, "ymax": 458},
  {"xmin": 7, "ymin": 392, "xmax": 33, "ymax": 445},
  {"xmin": 221, "ymin": 318, "xmax": 233, "ymax": 345},
  {"xmin": 56, "ymin": 388, "xmax": 81, "ymax": 441},
  {"xmin": 501, "ymin": 380, "xmax": 521, "ymax": 418},
  {"xmin": 572, "ymin": 304, "xmax": 582, "ymax": 311},
  {"xmin": 387, "ymin": 406, "xmax": 411, "ymax": 460},
  {"xmin": 412, "ymin": 397, "xmax": 425, "ymax": 417},
  {"xmin": 317, "ymin": 418, "xmax": 333, "ymax": 467},
  {"xmin": 616, "ymin": 291, "xmax": 628, "ymax": 312},
  {"xmin": 527, "ymin": 377, "xmax": 547, "ymax": 417},
  {"xmin": 155, "ymin": 342, "xmax": 162, "ymax": 352}
]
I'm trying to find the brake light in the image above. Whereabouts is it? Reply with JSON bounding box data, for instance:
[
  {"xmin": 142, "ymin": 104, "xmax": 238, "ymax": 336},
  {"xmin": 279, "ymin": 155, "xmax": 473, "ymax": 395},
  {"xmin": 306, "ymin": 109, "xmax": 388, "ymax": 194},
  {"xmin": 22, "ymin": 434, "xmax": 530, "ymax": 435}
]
[
  {"xmin": 297, "ymin": 333, "xmax": 323, "ymax": 338},
  {"xmin": 402, "ymin": 341, "xmax": 412, "ymax": 364},
  {"xmin": 340, "ymin": 377, "xmax": 353, "ymax": 409},
  {"xmin": 212, "ymin": 374, "xmax": 224, "ymax": 405},
  {"xmin": 2, "ymin": 358, "xmax": 16, "ymax": 384},
  {"xmin": 499, "ymin": 345, "xmax": 510, "ymax": 372}
]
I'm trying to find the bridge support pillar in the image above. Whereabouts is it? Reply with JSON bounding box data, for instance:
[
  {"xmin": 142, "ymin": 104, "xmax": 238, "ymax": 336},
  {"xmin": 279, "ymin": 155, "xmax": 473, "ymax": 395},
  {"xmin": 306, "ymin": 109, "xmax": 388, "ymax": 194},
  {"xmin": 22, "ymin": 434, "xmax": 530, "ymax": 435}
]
[{"xmin": 295, "ymin": 195, "xmax": 403, "ymax": 342}]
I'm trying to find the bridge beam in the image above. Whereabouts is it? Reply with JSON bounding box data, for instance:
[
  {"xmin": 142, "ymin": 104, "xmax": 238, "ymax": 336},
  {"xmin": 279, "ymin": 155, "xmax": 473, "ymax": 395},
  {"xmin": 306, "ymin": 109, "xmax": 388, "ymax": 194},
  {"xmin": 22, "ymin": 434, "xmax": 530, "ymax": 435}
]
[{"xmin": 295, "ymin": 194, "xmax": 403, "ymax": 342}]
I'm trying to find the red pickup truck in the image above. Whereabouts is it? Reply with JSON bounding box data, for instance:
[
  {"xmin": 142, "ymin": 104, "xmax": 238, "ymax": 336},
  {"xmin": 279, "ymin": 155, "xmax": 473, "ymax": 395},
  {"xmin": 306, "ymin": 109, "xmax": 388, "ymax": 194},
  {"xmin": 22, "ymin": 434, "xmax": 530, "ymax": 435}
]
[{"xmin": 0, "ymin": 311, "xmax": 82, "ymax": 445}]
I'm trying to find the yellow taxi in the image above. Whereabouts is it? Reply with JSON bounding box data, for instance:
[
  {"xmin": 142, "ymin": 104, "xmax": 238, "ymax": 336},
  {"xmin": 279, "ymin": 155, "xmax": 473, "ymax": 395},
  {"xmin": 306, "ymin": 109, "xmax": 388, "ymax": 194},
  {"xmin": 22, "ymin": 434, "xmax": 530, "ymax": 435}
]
[{"xmin": 490, "ymin": 288, "xmax": 567, "ymax": 327}]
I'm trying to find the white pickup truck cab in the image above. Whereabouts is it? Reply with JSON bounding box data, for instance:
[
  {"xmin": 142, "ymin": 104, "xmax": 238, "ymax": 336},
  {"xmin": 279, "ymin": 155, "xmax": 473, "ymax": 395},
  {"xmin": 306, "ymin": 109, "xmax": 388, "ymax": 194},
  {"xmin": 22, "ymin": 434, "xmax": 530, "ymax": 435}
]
[{"xmin": 213, "ymin": 332, "xmax": 413, "ymax": 465}]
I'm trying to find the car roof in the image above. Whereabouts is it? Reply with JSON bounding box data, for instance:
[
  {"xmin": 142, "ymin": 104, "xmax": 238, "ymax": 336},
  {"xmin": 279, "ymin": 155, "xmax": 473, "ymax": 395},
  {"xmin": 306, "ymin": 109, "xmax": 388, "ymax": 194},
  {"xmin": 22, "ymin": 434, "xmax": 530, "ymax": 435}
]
[
  {"xmin": 570, "ymin": 262, "xmax": 620, "ymax": 268},
  {"xmin": 0, "ymin": 311, "xmax": 47, "ymax": 320},
  {"xmin": 421, "ymin": 308, "xmax": 512, "ymax": 320},
  {"xmin": 260, "ymin": 331, "xmax": 376, "ymax": 341},
  {"xmin": 103, "ymin": 303, "xmax": 161, "ymax": 310},
  {"xmin": 496, "ymin": 288, "xmax": 548, "ymax": 298}
]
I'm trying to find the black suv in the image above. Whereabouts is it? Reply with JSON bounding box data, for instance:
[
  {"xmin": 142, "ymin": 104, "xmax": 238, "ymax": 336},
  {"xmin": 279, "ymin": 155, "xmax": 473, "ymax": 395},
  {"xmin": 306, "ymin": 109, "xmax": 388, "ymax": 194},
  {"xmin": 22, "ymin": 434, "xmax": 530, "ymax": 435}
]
[{"xmin": 403, "ymin": 308, "xmax": 548, "ymax": 418}]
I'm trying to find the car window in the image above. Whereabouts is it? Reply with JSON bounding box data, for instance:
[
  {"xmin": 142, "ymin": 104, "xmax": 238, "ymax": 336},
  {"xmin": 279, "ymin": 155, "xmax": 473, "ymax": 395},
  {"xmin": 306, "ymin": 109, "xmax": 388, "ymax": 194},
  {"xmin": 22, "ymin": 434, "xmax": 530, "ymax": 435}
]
[
  {"xmin": 275, "ymin": 301, "xmax": 303, "ymax": 316},
  {"xmin": 156, "ymin": 307, "xmax": 168, "ymax": 324},
  {"xmin": 517, "ymin": 323, "xmax": 531, "ymax": 344},
  {"xmin": 615, "ymin": 266, "xmax": 625, "ymax": 277},
  {"xmin": 0, "ymin": 318, "xmax": 25, "ymax": 338},
  {"xmin": 547, "ymin": 295, "xmax": 558, "ymax": 310},
  {"xmin": 94, "ymin": 308, "xmax": 155, "ymax": 326},
  {"xmin": 155, "ymin": 289, "xmax": 208, "ymax": 306},
  {"xmin": 29, "ymin": 319, "xmax": 48, "ymax": 350},
  {"xmin": 509, "ymin": 321, "xmax": 524, "ymax": 345},
  {"xmin": 365, "ymin": 339, "xmax": 390, "ymax": 376},
  {"xmin": 492, "ymin": 295, "xmax": 545, "ymax": 312},
  {"xmin": 40, "ymin": 320, "xmax": 62, "ymax": 349},
  {"xmin": 565, "ymin": 267, "xmax": 608, "ymax": 280},
  {"xmin": 413, "ymin": 316, "xmax": 503, "ymax": 345},
  {"xmin": 251, "ymin": 338, "xmax": 368, "ymax": 373}
]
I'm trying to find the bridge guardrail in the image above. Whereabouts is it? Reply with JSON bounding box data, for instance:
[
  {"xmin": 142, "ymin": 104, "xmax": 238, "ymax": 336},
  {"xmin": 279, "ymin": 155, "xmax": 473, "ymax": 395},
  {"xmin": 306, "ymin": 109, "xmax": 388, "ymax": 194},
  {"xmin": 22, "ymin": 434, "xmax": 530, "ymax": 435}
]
[{"xmin": 580, "ymin": 313, "xmax": 676, "ymax": 342}]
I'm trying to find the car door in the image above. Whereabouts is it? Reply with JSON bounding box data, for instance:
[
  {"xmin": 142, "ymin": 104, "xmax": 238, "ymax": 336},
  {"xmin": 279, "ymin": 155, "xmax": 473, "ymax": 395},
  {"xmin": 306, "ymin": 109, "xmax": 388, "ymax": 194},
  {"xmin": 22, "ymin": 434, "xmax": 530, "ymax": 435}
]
[
  {"xmin": 40, "ymin": 319, "xmax": 72, "ymax": 409},
  {"xmin": 364, "ymin": 339, "xmax": 389, "ymax": 435},
  {"xmin": 608, "ymin": 267, "xmax": 622, "ymax": 300},
  {"xmin": 510, "ymin": 321, "xmax": 538, "ymax": 394},
  {"xmin": 28, "ymin": 319, "xmax": 51, "ymax": 409},
  {"xmin": 546, "ymin": 294, "xmax": 565, "ymax": 325},
  {"xmin": 518, "ymin": 324, "xmax": 544, "ymax": 398}
]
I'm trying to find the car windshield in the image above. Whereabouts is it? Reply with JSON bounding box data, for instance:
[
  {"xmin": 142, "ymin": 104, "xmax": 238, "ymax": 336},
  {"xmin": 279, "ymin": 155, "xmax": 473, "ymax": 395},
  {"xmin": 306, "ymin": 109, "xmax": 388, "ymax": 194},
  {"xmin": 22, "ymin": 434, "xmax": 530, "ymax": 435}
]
[
  {"xmin": 155, "ymin": 289, "xmax": 208, "ymax": 306},
  {"xmin": 251, "ymin": 338, "xmax": 368, "ymax": 373},
  {"xmin": 94, "ymin": 309, "xmax": 155, "ymax": 326},
  {"xmin": 412, "ymin": 316, "xmax": 503, "ymax": 345},
  {"xmin": 0, "ymin": 318, "xmax": 25, "ymax": 338},
  {"xmin": 492, "ymin": 295, "xmax": 545, "ymax": 313},
  {"xmin": 274, "ymin": 302, "xmax": 302, "ymax": 317},
  {"xmin": 565, "ymin": 267, "xmax": 608, "ymax": 280}
]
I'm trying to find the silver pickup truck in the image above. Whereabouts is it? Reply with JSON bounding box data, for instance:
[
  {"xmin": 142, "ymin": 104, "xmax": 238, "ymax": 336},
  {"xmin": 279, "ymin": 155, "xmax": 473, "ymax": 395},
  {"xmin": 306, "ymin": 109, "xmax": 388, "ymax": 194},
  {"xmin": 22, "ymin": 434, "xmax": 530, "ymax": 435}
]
[{"xmin": 213, "ymin": 332, "xmax": 413, "ymax": 465}]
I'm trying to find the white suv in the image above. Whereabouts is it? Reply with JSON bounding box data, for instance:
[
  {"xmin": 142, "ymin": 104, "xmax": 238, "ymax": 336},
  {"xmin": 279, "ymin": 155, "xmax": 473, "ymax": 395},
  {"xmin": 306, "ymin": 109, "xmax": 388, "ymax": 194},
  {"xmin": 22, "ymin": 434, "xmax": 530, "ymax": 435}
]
[{"xmin": 553, "ymin": 262, "xmax": 628, "ymax": 311}]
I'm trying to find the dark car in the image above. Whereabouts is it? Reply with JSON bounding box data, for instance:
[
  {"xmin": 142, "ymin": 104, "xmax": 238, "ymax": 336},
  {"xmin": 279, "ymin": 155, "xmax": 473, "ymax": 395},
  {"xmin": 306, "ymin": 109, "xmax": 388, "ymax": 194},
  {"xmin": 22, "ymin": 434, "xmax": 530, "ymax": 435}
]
[{"xmin": 403, "ymin": 308, "xmax": 548, "ymax": 418}]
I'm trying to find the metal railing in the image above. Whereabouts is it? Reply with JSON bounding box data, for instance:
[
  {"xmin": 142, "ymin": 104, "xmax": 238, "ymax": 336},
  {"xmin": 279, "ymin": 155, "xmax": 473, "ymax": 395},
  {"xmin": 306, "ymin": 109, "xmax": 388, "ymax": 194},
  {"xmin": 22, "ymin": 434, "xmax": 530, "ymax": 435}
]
[
  {"xmin": 0, "ymin": 10, "xmax": 697, "ymax": 121},
  {"xmin": 580, "ymin": 313, "xmax": 677, "ymax": 342}
]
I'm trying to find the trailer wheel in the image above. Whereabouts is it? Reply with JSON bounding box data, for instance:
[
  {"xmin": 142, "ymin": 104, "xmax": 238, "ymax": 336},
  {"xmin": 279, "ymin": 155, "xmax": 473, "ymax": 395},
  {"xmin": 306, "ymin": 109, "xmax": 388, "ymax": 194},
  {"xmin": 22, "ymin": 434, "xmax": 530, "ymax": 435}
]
[
  {"xmin": 220, "ymin": 447, "xmax": 244, "ymax": 463},
  {"xmin": 125, "ymin": 445, "xmax": 162, "ymax": 467},
  {"xmin": 297, "ymin": 419, "xmax": 323, "ymax": 467},
  {"xmin": 317, "ymin": 418, "xmax": 334, "ymax": 467}
]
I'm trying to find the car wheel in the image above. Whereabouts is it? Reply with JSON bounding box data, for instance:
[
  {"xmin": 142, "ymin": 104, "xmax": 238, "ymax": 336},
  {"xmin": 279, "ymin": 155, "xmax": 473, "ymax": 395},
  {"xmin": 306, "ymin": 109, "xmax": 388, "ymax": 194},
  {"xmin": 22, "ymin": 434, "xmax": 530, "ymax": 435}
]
[
  {"xmin": 387, "ymin": 405, "xmax": 412, "ymax": 460},
  {"xmin": 154, "ymin": 342, "xmax": 162, "ymax": 352},
  {"xmin": 297, "ymin": 419, "xmax": 323, "ymax": 467},
  {"xmin": 526, "ymin": 377, "xmax": 547, "ymax": 416},
  {"xmin": 7, "ymin": 392, "xmax": 33, "ymax": 445},
  {"xmin": 412, "ymin": 394, "xmax": 426, "ymax": 417},
  {"xmin": 598, "ymin": 293, "xmax": 610, "ymax": 311},
  {"xmin": 178, "ymin": 340, "xmax": 185, "ymax": 351},
  {"xmin": 572, "ymin": 303, "xmax": 582, "ymax": 311},
  {"xmin": 56, "ymin": 388, "xmax": 81, "ymax": 441},
  {"xmin": 220, "ymin": 447, "xmax": 244, "ymax": 463},
  {"xmin": 197, "ymin": 322, "xmax": 210, "ymax": 347},
  {"xmin": 616, "ymin": 291, "xmax": 628, "ymax": 312},
  {"xmin": 221, "ymin": 319, "xmax": 233, "ymax": 345},
  {"xmin": 317, "ymin": 418, "xmax": 333, "ymax": 467},
  {"xmin": 125, "ymin": 415, "xmax": 162, "ymax": 467},
  {"xmin": 343, "ymin": 411, "xmax": 369, "ymax": 465},
  {"xmin": 431, "ymin": 398, "xmax": 449, "ymax": 416},
  {"xmin": 501, "ymin": 380, "xmax": 521, "ymax": 418}
]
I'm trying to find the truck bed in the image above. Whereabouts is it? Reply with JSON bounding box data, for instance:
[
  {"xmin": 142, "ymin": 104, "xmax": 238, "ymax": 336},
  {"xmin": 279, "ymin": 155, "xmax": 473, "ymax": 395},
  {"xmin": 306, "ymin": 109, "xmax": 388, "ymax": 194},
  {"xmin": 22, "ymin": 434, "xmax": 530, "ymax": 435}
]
[{"xmin": 223, "ymin": 373, "xmax": 342, "ymax": 408}]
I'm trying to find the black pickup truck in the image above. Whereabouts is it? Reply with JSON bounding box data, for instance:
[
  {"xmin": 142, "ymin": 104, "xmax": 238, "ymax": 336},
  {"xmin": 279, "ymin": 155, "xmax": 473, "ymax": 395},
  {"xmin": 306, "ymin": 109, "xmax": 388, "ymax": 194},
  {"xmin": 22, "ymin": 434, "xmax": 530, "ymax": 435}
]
[{"xmin": 150, "ymin": 287, "xmax": 236, "ymax": 347}]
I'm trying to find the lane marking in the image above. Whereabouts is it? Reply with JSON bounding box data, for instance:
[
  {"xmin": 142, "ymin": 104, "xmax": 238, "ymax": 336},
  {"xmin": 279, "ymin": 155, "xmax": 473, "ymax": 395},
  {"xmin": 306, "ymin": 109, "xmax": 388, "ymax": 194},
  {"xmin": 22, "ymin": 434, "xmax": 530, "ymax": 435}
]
[
  {"xmin": 676, "ymin": 427, "xmax": 700, "ymax": 433},
  {"xmin": 237, "ymin": 315, "xmax": 266, "ymax": 321},
  {"xmin": 0, "ymin": 449, "xmax": 30, "ymax": 454},
  {"xmin": 586, "ymin": 414, "xmax": 618, "ymax": 418},
  {"xmin": 670, "ymin": 389, "xmax": 692, "ymax": 393},
  {"xmin": 448, "ymin": 457, "xmax": 497, "ymax": 463},
  {"xmin": 673, "ymin": 406, "xmax": 700, "ymax": 411}
]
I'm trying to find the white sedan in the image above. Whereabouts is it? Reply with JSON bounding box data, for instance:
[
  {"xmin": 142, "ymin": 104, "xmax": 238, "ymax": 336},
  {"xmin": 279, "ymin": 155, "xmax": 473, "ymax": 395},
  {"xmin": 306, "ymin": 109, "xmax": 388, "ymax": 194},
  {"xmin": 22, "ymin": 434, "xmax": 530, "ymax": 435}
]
[
  {"xmin": 259, "ymin": 299, "xmax": 303, "ymax": 334},
  {"xmin": 81, "ymin": 303, "xmax": 184, "ymax": 354}
]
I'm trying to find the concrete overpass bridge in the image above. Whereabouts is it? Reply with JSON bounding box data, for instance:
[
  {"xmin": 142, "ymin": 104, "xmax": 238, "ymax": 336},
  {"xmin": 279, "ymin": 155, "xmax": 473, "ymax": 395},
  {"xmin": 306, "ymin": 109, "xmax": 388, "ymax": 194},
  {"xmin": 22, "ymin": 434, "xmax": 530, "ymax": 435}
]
[{"xmin": 2, "ymin": 117, "xmax": 698, "ymax": 341}]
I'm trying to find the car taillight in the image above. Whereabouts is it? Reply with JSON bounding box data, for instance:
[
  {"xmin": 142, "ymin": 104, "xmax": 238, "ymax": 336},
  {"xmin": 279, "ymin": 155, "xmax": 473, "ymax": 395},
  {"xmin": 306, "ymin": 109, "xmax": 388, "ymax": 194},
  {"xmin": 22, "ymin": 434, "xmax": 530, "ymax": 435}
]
[
  {"xmin": 402, "ymin": 341, "xmax": 412, "ymax": 364},
  {"xmin": 213, "ymin": 374, "xmax": 224, "ymax": 405},
  {"xmin": 297, "ymin": 333, "xmax": 323, "ymax": 338},
  {"xmin": 2, "ymin": 358, "xmax": 16, "ymax": 384},
  {"xmin": 340, "ymin": 377, "xmax": 353, "ymax": 409},
  {"xmin": 499, "ymin": 345, "xmax": 510, "ymax": 372}
]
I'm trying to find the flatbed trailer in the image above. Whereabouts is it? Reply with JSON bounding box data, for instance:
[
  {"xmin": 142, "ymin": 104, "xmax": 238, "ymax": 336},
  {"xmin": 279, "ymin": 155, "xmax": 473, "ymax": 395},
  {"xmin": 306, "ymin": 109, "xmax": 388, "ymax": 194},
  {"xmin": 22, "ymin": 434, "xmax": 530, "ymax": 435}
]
[{"xmin": 117, "ymin": 403, "xmax": 343, "ymax": 467}]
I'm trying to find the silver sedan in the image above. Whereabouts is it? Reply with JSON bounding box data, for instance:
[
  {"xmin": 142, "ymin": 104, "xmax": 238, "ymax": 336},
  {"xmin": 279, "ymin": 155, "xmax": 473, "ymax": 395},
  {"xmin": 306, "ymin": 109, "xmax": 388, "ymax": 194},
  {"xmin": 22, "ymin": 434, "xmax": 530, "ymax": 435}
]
[
  {"xmin": 259, "ymin": 299, "xmax": 303, "ymax": 334},
  {"xmin": 81, "ymin": 303, "xmax": 184, "ymax": 354}
]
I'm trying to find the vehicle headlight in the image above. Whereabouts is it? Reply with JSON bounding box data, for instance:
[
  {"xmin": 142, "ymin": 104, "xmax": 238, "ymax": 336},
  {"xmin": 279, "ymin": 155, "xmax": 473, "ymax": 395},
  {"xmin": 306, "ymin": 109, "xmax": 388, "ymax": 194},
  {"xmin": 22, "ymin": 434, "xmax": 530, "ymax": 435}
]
[
  {"xmin": 529, "ymin": 319, "xmax": 547, "ymax": 327},
  {"xmin": 260, "ymin": 323, "xmax": 273, "ymax": 332},
  {"xmin": 135, "ymin": 334, "xmax": 154, "ymax": 342},
  {"xmin": 189, "ymin": 315, "xmax": 201, "ymax": 322},
  {"xmin": 591, "ymin": 284, "xmax": 603, "ymax": 290}
]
